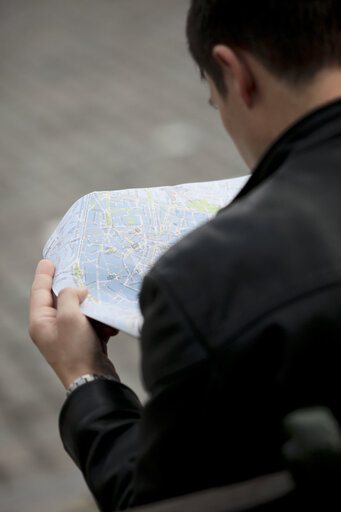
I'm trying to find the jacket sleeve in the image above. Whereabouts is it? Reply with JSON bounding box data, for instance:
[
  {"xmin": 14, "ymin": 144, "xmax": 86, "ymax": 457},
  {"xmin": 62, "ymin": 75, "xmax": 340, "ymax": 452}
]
[
  {"xmin": 58, "ymin": 267, "xmax": 211, "ymax": 511},
  {"xmin": 59, "ymin": 379, "xmax": 142, "ymax": 512}
]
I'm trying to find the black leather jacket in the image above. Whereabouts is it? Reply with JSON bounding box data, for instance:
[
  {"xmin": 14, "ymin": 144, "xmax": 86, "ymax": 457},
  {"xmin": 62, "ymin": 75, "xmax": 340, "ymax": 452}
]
[{"xmin": 60, "ymin": 99, "xmax": 341, "ymax": 511}]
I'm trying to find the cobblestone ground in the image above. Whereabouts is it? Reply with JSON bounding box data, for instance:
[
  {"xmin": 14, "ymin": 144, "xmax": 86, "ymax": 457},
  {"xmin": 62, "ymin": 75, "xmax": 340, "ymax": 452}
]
[{"xmin": 0, "ymin": 1, "xmax": 246, "ymax": 511}]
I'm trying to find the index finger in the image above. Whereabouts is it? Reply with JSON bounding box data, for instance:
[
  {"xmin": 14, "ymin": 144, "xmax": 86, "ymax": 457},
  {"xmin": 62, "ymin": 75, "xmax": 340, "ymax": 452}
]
[{"xmin": 30, "ymin": 259, "xmax": 55, "ymax": 312}]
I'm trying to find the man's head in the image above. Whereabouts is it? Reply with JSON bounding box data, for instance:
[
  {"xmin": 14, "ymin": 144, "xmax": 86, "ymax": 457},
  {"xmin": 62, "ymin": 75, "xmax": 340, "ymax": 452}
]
[{"xmin": 186, "ymin": 0, "xmax": 341, "ymax": 168}]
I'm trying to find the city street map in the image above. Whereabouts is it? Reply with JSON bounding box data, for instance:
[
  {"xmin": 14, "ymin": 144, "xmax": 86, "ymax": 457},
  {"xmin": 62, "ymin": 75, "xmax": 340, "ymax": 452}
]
[{"xmin": 43, "ymin": 176, "xmax": 248, "ymax": 337}]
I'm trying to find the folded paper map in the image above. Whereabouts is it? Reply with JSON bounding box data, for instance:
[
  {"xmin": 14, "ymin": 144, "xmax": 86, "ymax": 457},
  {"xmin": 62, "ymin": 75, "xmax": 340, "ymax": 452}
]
[{"xmin": 43, "ymin": 176, "xmax": 248, "ymax": 337}]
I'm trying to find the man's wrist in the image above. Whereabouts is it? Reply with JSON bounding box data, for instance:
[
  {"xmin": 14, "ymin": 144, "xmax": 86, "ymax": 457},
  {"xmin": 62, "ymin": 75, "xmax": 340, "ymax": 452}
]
[
  {"xmin": 58, "ymin": 360, "xmax": 120, "ymax": 389},
  {"xmin": 66, "ymin": 373, "xmax": 118, "ymax": 396}
]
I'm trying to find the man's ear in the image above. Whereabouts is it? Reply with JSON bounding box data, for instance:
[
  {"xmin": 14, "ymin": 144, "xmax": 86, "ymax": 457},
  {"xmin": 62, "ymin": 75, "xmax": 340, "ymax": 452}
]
[{"xmin": 212, "ymin": 45, "xmax": 255, "ymax": 108}]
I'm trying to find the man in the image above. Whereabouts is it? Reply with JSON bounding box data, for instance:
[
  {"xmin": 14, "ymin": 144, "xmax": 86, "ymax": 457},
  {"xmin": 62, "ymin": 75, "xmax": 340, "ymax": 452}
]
[{"xmin": 29, "ymin": 1, "xmax": 341, "ymax": 511}]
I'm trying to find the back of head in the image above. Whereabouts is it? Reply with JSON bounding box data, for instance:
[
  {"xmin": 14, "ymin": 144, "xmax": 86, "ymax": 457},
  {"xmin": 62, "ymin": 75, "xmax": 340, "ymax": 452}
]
[{"xmin": 187, "ymin": 0, "xmax": 341, "ymax": 95}]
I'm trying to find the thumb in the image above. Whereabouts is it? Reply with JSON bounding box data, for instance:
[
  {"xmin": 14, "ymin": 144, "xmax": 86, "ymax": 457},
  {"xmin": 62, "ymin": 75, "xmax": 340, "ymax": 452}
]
[{"xmin": 57, "ymin": 286, "xmax": 89, "ymax": 322}]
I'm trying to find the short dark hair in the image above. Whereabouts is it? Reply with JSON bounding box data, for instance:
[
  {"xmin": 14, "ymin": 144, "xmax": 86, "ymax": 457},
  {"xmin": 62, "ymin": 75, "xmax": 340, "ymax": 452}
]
[{"xmin": 186, "ymin": 0, "xmax": 341, "ymax": 95}]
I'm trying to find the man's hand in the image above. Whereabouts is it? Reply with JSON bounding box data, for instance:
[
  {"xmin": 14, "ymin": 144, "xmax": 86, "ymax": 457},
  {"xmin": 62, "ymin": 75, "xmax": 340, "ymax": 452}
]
[{"xmin": 29, "ymin": 259, "xmax": 120, "ymax": 389}]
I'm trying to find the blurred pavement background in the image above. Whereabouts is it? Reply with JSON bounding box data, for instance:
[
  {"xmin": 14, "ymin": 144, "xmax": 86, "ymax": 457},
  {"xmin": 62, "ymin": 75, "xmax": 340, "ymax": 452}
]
[{"xmin": 0, "ymin": 1, "xmax": 246, "ymax": 511}]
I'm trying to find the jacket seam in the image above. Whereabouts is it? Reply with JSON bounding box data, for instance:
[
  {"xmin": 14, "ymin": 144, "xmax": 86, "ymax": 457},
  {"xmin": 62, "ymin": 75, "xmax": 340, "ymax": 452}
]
[{"xmin": 149, "ymin": 267, "xmax": 211, "ymax": 354}]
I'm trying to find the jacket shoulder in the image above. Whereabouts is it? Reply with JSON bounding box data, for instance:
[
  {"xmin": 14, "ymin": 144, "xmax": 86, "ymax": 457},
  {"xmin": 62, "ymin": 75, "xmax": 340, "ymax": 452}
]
[{"xmin": 146, "ymin": 168, "xmax": 341, "ymax": 348}]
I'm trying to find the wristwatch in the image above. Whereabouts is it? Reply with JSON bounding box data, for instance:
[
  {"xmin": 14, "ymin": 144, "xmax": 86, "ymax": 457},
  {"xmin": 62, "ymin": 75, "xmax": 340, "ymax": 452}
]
[{"xmin": 66, "ymin": 373, "xmax": 117, "ymax": 396}]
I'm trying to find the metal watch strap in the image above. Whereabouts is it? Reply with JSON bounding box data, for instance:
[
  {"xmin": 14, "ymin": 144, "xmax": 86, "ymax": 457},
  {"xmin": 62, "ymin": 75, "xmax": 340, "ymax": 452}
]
[{"xmin": 66, "ymin": 373, "xmax": 117, "ymax": 396}]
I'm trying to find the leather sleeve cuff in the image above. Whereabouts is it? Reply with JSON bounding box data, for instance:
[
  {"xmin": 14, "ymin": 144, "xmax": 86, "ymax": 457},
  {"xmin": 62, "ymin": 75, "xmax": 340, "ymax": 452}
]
[{"xmin": 59, "ymin": 379, "xmax": 142, "ymax": 465}]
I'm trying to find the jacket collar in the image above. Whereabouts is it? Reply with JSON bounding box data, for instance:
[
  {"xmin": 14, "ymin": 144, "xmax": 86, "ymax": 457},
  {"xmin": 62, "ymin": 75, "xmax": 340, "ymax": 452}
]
[{"xmin": 230, "ymin": 97, "xmax": 341, "ymax": 205}]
